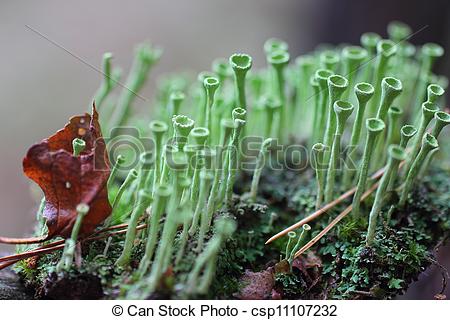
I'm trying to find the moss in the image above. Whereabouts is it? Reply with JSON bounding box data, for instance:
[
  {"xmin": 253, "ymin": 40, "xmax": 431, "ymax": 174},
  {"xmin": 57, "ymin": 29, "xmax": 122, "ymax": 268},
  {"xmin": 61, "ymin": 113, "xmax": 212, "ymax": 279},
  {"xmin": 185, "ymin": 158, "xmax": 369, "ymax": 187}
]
[{"xmin": 13, "ymin": 158, "xmax": 450, "ymax": 300}]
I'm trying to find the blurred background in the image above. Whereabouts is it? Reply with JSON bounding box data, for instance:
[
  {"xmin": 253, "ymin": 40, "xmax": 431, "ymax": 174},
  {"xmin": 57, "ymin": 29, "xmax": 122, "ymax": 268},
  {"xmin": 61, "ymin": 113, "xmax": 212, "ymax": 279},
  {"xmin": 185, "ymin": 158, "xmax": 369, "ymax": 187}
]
[{"xmin": 0, "ymin": 0, "xmax": 449, "ymax": 298}]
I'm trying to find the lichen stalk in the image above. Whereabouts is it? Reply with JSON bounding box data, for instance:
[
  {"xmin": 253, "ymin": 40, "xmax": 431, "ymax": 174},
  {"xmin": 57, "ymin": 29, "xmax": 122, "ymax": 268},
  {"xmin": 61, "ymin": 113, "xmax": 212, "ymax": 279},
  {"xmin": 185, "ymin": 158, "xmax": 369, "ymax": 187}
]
[
  {"xmin": 203, "ymin": 77, "xmax": 220, "ymax": 141},
  {"xmin": 137, "ymin": 184, "xmax": 172, "ymax": 277},
  {"xmin": 366, "ymin": 145, "xmax": 407, "ymax": 246},
  {"xmin": 109, "ymin": 43, "xmax": 161, "ymax": 130},
  {"xmin": 56, "ymin": 203, "xmax": 89, "ymax": 272},
  {"xmin": 94, "ymin": 52, "xmax": 121, "ymax": 109},
  {"xmin": 322, "ymin": 75, "xmax": 348, "ymax": 162},
  {"xmin": 314, "ymin": 69, "xmax": 333, "ymax": 143},
  {"xmin": 186, "ymin": 217, "xmax": 236, "ymax": 295},
  {"xmin": 224, "ymin": 119, "xmax": 246, "ymax": 204},
  {"xmin": 249, "ymin": 138, "xmax": 273, "ymax": 202},
  {"xmin": 324, "ymin": 100, "xmax": 354, "ymax": 203},
  {"xmin": 342, "ymin": 82, "xmax": 374, "ymax": 188},
  {"xmin": 368, "ymin": 40, "xmax": 397, "ymax": 117},
  {"xmin": 341, "ymin": 46, "xmax": 368, "ymax": 100},
  {"xmin": 399, "ymin": 133, "xmax": 439, "ymax": 207},
  {"xmin": 149, "ymin": 120, "xmax": 168, "ymax": 192},
  {"xmin": 312, "ymin": 143, "xmax": 326, "ymax": 210},
  {"xmin": 351, "ymin": 118, "xmax": 385, "ymax": 219},
  {"xmin": 267, "ymin": 50, "xmax": 290, "ymax": 141},
  {"xmin": 288, "ymin": 224, "xmax": 311, "ymax": 266},
  {"xmin": 115, "ymin": 190, "xmax": 152, "ymax": 267},
  {"xmin": 404, "ymin": 102, "xmax": 439, "ymax": 174}
]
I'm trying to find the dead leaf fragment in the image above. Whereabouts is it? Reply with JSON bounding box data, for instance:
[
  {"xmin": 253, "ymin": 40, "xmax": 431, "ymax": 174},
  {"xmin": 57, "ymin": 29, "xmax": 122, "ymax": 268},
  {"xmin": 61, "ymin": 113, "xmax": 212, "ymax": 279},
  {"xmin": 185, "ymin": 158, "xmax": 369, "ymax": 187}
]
[{"xmin": 22, "ymin": 103, "xmax": 111, "ymax": 239}]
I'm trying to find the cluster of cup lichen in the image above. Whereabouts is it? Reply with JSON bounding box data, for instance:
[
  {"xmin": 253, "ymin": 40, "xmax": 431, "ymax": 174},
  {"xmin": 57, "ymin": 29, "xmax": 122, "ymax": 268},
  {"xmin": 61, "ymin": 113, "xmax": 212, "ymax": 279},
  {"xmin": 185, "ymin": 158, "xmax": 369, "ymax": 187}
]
[{"xmin": 18, "ymin": 21, "xmax": 450, "ymax": 299}]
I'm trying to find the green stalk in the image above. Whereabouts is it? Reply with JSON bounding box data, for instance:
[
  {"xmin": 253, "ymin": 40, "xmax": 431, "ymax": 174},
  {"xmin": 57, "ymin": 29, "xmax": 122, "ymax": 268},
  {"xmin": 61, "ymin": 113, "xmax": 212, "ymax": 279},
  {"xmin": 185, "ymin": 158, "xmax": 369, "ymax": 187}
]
[
  {"xmin": 186, "ymin": 217, "xmax": 236, "ymax": 295},
  {"xmin": 212, "ymin": 58, "xmax": 230, "ymax": 91},
  {"xmin": 288, "ymin": 224, "xmax": 311, "ymax": 266},
  {"xmin": 404, "ymin": 102, "xmax": 439, "ymax": 174},
  {"xmin": 167, "ymin": 152, "xmax": 189, "ymax": 209},
  {"xmin": 56, "ymin": 203, "xmax": 89, "ymax": 272},
  {"xmin": 204, "ymin": 77, "xmax": 220, "ymax": 141},
  {"xmin": 322, "ymin": 75, "xmax": 348, "ymax": 165},
  {"xmin": 387, "ymin": 21, "xmax": 412, "ymax": 75},
  {"xmin": 432, "ymin": 111, "xmax": 450, "ymax": 138},
  {"xmin": 366, "ymin": 145, "xmax": 407, "ymax": 246},
  {"xmin": 107, "ymin": 154, "xmax": 126, "ymax": 192},
  {"xmin": 387, "ymin": 125, "xmax": 418, "ymax": 191},
  {"xmin": 375, "ymin": 77, "xmax": 403, "ymax": 121},
  {"xmin": 249, "ymin": 138, "xmax": 273, "ymax": 201},
  {"xmin": 172, "ymin": 114, "xmax": 195, "ymax": 152},
  {"xmin": 351, "ymin": 118, "xmax": 385, "ymax": 219},
  {"xmin": 413, "ymin": 43, "xmax": 444, "ymax": 112},
  {"xmin": 324, "ymin": 100, "xmax": 354, "ymax": 203},
  {"xmin": 342, "ymin": 82, "xmax": 374, "ymax": 188},
  {"xmin": 386, "ymin": 106, "xmax": 403, "ymax": 146},
  {"xmin": 312, "ymin": 143, "xmax": 327, "ymax": 209},
  {"xmin": 205, "ymin": 119, "xmax": 235, "ymax": 226},
  {"xmin": 116, "ymin": 190, "xmax": 152, "ymax": 266},
  {"xmin": 149, "ymin": 120, "xmax": 168, "ymax": 192},
  {"xmin": 196, "ymin": 71, "xmax": 214, "ymax": 127},
  {"xmin": 170, "ymin": 91, "xmax": 185, "ymax": 117},
  {"xmin": 418, "ymin": 111, "xmax": 448, "ymax": 176},
  {"xmin": 379, "ymin": 106, "xmax": 403, "ymax": 168},
  {"xmin": 399, "ymin": 133, "xmax": 439, "ymax": 208},
  {"xmin": 314, "ymin": 69, "xmax": 333, "ymax": 143},
  {"xmin": 368, "ymin": 40, "xmax": 397, "ymax": 117},
  {"xmin": 94, "ymin": 52, "xmax": 121, "ymax": 109},
  {"xmin": 264, "ymin": 38, "xmax": 289, "ymax": 55},
  {"xmin": 294, "ymin": 55, "xmax": 315, "ymax": 132},
  {"xmin": 174, "ymin": 177, "xmax": 194, "ymax": 267},
  {"xmin": 137, "ymin": 184, "xmax": 172, "ymax": 277},
  {"xmin": 284, "ymin": 231, "xmax": 296, "ymax": 260},
  {"xmin": 137, "ymin": 151, "xmax": 154, "ymax": 192},
  {"xmin": 190, "ymin": 127, "xmax": 209, "ymax": 149},
  {"xmin": 263, "ymin": 96, "xmax": 281, "ymax": 138},
  {"xmin": 149, "ymin": 153, "xmax": 188, "ymax": 274},
  {"xmin": 109, "ymin": 43, "xmax": 161, "ymax": 130},
  {"xmin": 387, "ymin": 21, "xmax": 412, "ymax": 43},
  {"xmin": 399, "ymin": 125, "xmax": 418, "ymax": 148},
  {"xmin": 310, "ymin": 76, "xmax": 321, "ymax": 143},
  {"xmin": 167, "ymin": 91, "xmax": 185, "ymax": 135},
  {"xmin": 267, "ymin": 50, "xmax": 290, "ymax": 141},
  {"xmin": 194, "ymin": 171, "xmax": 215, "ymax": 251},
  {"xmin": 229, "ymin": 53, "xmax": 252, "ymax": 113},
  {"xmin": 72, "ymin": 138, "xmax": 86, "ymax": 156},
  {"xmin": 146, "ymin": 181, "xmax": 187, "ymax": 294},
  {"xmin": 342, "ymin": 82, "xmax": 375, "ymax": 188},
  {"xmin": 372, "ymin": 77, "xmax": 403, "ymax": 167},
  {"xmin": 426, "ymin": 84, "xmax": 445, "ymax": 104},
  {"xmin": 225, "ymin": 119, "xmax": 246, "ymax": 204},
  {"xmin": 341, "ymin": 46, "xmax": 367, "ymax": 100},
  {"xmin": 183, "ymin": 144, "xmax": 196, "ymax": 179},
  {"xmin": 319, "ymin": 50, "xmax": 340, "ymax": 72},
  {"xmin": 159, "ymin": 145, "xmax": 178, "ymax": 184},
  {"xmin": 189, "ymin": 127, "xmax": 209, "ymax": 203},
  {"xmin": 108, "ymin": 169, "xmax": 138, "ymax": 224},
  {"xmin": 360, "ymin": 32, "xmax": 381, "ymax": 83},
  {"xmin": 218, "ymin": 108, "xmax": 246, "ymax": 203}
]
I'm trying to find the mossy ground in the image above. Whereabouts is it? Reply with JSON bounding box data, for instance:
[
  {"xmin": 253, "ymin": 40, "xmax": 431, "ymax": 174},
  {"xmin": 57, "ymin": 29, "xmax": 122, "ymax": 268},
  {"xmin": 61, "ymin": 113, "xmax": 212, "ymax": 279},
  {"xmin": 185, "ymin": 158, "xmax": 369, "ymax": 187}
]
[{"xmin": 14, "ymin": 156, "xmax": 450, "ymax": 299}]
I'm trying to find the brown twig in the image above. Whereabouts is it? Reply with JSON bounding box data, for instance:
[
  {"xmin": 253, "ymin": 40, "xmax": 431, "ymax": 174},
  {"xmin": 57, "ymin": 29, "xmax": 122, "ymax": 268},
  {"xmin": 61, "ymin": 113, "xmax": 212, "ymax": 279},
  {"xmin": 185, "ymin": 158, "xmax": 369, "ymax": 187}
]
[
  {"xmin": 293, "ymin": 182, "xmax": 379, "ymax": 258},
  {"xmin": 265, "ymin": 186, "xmax": 357, "ymax": 244},
  {"xmin": 0, "ymin": 260, "xmax": 18, "ymax": 270},
  {"xmin": 0, "ymin": 235, "xmax": 48, "ymax": 245},
  {"xmin": 265, "ymin": 161, "xmax": 405, "ymax": 245},
  {"xmin": 0, "ymin": 223, "xmax": 147, "ymax": 270}
]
